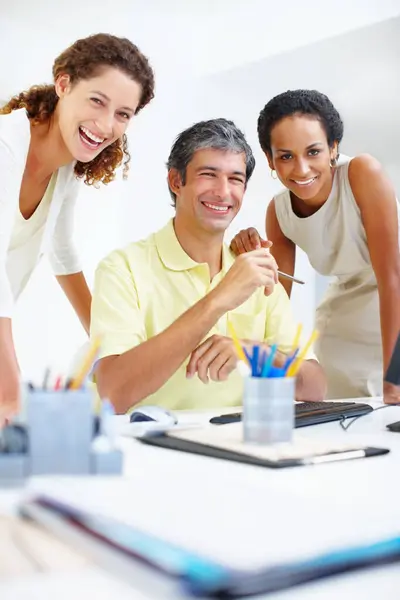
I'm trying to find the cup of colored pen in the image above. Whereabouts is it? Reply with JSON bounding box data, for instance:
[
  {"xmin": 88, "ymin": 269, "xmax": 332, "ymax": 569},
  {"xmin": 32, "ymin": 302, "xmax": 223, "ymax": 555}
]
[{"xmin": 242, "ymin": 344, "xmax": 295, "ymax": 445}]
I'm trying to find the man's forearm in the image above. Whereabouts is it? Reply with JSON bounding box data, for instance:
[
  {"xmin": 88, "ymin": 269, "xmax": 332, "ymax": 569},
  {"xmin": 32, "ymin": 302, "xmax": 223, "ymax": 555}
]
[
  {"xmin": 97, "ymin": 290, "xmax": 227, "ymax": 413},
  {"xmin": 295, "ymin": 360, "xmax": 327, "ymax": 402}
]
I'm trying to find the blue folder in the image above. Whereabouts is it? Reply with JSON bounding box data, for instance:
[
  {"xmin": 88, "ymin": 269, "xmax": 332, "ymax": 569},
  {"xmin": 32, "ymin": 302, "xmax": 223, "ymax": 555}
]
[{"xmin": 19, "ymin": 495, "xmax": 400, "ymax": 598}]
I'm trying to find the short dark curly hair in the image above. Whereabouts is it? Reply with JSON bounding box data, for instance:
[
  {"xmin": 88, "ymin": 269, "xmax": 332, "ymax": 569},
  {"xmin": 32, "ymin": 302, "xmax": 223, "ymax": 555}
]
[{"xmin": 257, "ymin": 89, "xmax": 344, "ymax": 155}]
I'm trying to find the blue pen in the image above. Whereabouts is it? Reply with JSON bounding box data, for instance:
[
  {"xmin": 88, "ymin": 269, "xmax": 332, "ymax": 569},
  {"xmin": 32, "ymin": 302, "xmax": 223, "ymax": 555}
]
[
  {"xmin": 283, "ymin": 348, "xmax": 299, "ymax": 375},
  {"xmin": 243, "ymin": 347, "xmax": 252, "ymax": 365},
  {"xmin": 267, "ymin": 365, "xmax": 286, "ymax": 378},
  {"xmin": 258, "ymin": 349, "xmax": 268, "ymax": 377},
  {"xmin": 261, "ymin": 344, "xmax": 277, "ymax": 378},
  {"xmin": 252, "ymin": 345, "xmax": 260, "ymax": 377}
]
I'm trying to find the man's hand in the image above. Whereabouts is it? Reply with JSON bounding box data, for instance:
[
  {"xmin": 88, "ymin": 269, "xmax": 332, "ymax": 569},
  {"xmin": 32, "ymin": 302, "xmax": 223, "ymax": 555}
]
[
  {"xmin": 186, "ymin": 337, "xmax": 285, "ymax": 383},
  {"xmin": 383, "ymin": 380, "xmax": 400, "ymax": 405},
  {"xmin": 213, "ymin": 249, "xmax": 278, "ymax": 313},
  {"xmin": 187, "ymin": 335, "xmax": 327, "ymax": 403},
  {"xmin": 186, "ymin": 335, "xmax": 238, "ymax": 383}
]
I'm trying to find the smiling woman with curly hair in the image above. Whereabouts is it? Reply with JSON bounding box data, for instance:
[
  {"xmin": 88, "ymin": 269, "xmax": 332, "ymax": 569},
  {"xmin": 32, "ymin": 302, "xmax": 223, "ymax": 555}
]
[{"xmin": 0, "ymin": 33, "xmax": 155, "ymax": 424}]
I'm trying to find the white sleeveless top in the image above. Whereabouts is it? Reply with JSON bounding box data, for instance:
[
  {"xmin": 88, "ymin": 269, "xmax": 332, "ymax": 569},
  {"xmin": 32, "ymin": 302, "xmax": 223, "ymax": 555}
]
[
  {"xmin": 7, "ymin": 172, "xmax": 56, "ymax": 302},
  {"xmin": 0, "ymin": 108, "xmax": 82, "ymax": 317},
  {"xmin": 274, "ymin": 155, "xmax": 400, "ymax": 399}
]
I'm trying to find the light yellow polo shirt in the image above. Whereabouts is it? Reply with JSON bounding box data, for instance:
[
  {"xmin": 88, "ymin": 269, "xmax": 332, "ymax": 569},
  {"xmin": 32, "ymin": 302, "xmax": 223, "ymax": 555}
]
[{"xmin": 91, "ymin": 219, "xmax": 302, "ymax": 411}]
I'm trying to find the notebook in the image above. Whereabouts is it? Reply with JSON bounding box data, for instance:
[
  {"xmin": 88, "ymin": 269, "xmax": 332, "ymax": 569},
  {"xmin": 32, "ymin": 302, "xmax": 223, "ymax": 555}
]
[{"xmin": 19, "ymin": 493, "xmax": 400, "ymax": 598}]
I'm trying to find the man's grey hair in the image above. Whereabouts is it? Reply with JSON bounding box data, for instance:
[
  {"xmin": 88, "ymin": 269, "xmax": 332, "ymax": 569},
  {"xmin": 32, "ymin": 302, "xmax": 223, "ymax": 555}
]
[{"xmin": 166, "ymin": 118, "xmax": 256, "ymax": 206}]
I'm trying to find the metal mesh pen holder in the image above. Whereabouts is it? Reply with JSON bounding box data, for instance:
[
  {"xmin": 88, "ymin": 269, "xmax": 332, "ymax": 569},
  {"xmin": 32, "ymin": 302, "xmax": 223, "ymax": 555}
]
[{"xmin": 243, "ymin": 377, "xmax": 295, "ymax": 445}]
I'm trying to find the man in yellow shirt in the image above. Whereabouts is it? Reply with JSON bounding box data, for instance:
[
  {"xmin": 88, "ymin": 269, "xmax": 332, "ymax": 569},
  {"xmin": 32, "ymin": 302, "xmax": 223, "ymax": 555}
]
[{"xmin": 91, "ymin": 118, "xmax": 326, "ymax": 413}]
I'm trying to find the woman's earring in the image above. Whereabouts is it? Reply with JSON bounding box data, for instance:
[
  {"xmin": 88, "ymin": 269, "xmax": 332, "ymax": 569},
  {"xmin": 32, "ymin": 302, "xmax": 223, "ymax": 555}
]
[
  {"xmin": 330, "ymin": 157, "xmax": 337, "ymax": 168},
  {"xmin": 270, "ymin": 169, "xmax": 278, "ymax": 180}
]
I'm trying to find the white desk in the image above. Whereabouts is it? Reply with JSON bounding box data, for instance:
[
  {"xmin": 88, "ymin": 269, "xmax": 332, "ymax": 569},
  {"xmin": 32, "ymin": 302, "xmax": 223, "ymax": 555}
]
[{"xmin": 2, "ymin": 398, "xmax": 400, "ymax": 600}]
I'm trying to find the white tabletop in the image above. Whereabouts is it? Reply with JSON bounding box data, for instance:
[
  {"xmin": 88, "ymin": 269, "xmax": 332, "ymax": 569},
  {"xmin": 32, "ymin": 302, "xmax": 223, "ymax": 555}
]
[{"xmin": 2, "ymin": 397, "xmax": 400, "ymax": 599}]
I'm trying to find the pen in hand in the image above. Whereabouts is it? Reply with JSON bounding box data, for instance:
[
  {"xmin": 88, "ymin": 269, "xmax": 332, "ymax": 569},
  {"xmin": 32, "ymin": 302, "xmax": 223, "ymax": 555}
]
[
  {"xmin": 259, "ymin": 240, "xmax": 304, "ymax": 285},
  {"xmin": 277, "ymin": 270, "xmax": 304, "ymax": 285}
]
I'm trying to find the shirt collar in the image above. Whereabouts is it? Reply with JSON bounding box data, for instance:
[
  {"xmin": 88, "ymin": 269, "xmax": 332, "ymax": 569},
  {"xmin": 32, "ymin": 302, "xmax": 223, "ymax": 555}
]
[{"xmin": 154, "ymin": 219, "xmax": 234, "ymax": 274}]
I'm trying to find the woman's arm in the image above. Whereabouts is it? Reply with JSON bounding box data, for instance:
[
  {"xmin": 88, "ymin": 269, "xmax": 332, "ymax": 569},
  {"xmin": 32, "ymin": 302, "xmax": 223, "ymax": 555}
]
[
  {"xmin": 56, "ymin": 272, "xmax": 91, "ymax": 334},
  {"xmin": 266, "ymin": 199, "xmax": 296, "ymax": 297},
  {"xmin": 229, "ymin": 200, "xmax": 297, "ymax": 297},
  {"xmin": 0, "ymin": 135, "xmax": 29, "ymax": 421},
  {"xmin": 349, "ymin": 154, "xmax": 400, "ymax": 401},
  {"xmin": 49, "ymin": 175, "xmax": 91, "ymax": 333},
  {"xmin": 0, "ymin": 318, "xmax": 20, "ymax": 425}
]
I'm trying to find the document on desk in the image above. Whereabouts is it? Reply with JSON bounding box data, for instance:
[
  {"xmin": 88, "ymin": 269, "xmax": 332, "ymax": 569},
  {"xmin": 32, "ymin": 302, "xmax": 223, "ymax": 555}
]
[
  {"xmin": 18, "ymin": 475, "xmax": 400, "ymax": 599},
  {"xmin": 141, "ymin": 422, "xmax": 389, "ymax": 468}
]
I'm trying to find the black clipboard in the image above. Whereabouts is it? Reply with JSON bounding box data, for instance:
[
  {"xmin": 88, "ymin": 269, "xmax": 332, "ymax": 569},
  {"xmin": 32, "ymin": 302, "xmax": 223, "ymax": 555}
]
[{"xmin": 139, "ymin": 427, "xmax": 389, "ymax": 469}]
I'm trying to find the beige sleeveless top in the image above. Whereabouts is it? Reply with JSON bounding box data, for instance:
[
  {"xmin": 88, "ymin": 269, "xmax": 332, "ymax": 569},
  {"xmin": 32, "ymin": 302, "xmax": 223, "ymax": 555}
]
[{"xmin": 274, "ymin": 155, "xmax": 400, "ymax": 399}]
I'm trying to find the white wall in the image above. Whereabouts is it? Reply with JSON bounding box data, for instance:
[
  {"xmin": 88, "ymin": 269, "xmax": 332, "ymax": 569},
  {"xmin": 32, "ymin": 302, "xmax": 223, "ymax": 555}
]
[
  {"xmin": 3, "ymin": 0, "xmax": 400, "ymax": 79},
  {"xmin": 199, "ymin": 16, "xmax": 400, "ymax": 338},
  {"xmin": 2, "ymin": 4, "xmax": 400, "ymax": 381}
]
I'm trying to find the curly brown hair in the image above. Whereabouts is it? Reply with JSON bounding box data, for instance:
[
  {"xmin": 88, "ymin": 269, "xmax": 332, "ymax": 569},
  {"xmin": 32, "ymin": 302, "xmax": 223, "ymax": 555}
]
[{"xmin": 0, "ymin": 33, "xmax": 155, "ymax": 185}]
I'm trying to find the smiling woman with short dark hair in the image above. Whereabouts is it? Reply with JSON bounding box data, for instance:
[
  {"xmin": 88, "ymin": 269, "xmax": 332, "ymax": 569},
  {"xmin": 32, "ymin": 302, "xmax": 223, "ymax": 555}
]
[{"xmin": 231, "ymin": 89, "xmax": 400, "ymax": 404}]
